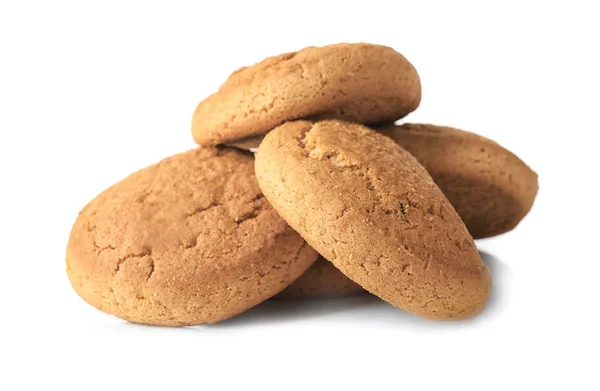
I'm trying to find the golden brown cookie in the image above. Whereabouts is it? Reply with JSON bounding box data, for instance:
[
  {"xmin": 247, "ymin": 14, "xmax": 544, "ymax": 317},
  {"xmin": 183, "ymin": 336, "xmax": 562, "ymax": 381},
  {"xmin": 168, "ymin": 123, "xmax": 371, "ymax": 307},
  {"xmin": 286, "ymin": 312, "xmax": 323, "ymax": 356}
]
[
  {"xmin": 192, "ymin": 43, "xmax": 421, "ymax": 146},
  {"xmin": 378, "ymin": 123, "xmax": 539, "ymax": 239},
  {"xmin": 255, "ymin": 120, "xmax": 491, "ymax": 320},
  {"xmin": 66, "ymin": 148, "xmax": 318, "ymax": 326},
  {"xmin": 275, "ymin": 257, "xmax": 364, "ymax": 300}
]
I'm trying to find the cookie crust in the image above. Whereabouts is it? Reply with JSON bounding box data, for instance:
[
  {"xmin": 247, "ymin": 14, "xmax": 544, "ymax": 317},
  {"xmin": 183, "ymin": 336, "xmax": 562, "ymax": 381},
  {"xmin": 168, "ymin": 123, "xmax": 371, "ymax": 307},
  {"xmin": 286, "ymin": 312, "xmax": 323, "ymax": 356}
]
[
  {"xmin": 255, "ymin": 120, "xmax": 491, "ymax": 320},
  {"xmin": 66, "ymin": 147, "xmax": 318, "ymax": 326},
  {"xmin": 192, "ymin": 43, "xmax": 421, "ymax": 145}
]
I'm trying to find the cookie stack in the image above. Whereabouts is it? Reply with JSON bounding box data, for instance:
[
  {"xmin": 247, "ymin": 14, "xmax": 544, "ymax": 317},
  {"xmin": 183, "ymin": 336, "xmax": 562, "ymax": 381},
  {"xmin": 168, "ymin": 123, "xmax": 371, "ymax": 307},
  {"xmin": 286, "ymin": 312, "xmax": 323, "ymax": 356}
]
[{"xmin": 66, "ymin": 43, "xmax": 538, "ymax": 326}]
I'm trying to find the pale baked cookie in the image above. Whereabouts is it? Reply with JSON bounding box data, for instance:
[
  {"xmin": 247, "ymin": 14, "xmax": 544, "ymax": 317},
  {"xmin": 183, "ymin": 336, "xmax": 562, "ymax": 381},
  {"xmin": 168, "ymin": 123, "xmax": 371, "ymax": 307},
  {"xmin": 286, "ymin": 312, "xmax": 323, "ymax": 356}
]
[
  {"xmin": 378, "ymin": 124, "xmax": 539, "ymax": 239},
  {"xmin": 66, "ymin": 148, "xmax": 318, "ymax": 326},
  {"xmin": 192, "ymin": 43, "xmax": 421, "ymax": 146},
  {"xmin": 275, "ymin": 257, "xmax": 364, "ymax": 300},
  {"xmin": 255, "ymin": 120, "xmax": 491, "ymax": 320}
]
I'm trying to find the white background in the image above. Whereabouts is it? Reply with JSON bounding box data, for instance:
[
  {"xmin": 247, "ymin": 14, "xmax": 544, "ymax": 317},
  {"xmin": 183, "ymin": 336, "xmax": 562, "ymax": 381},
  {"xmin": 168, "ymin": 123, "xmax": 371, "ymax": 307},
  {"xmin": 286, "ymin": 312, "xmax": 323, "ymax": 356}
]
[{"xmin": 1, "ymin": 1, "xmax": 599, "ymax": 390}]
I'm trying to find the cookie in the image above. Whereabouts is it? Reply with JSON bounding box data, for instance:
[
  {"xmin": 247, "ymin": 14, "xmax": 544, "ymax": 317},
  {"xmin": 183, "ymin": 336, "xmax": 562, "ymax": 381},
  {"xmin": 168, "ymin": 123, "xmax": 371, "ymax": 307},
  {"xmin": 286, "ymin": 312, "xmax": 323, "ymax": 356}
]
[
  {"xmin": 378, "ymin": 124, "xmax": 539, "ymax": 238},
  {"xmin": 192, "ymin": 43, "xmax": 421, "ymax": 146},
  {"xmin": 275, "ymin": 257, "xmax": 364, "ymax": 300},
  {"xmin": 66, "ymin": 147, "xmax": 318, "ymax": 326},
  {"xmin": 255, "ymin": 120, "xmax": 491, "ymax": 320}
]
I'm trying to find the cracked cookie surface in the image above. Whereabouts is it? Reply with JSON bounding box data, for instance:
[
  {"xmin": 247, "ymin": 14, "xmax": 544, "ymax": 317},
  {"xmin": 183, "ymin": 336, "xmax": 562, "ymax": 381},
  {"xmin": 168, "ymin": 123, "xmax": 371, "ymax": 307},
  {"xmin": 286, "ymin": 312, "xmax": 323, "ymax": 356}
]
[
  {"xmin": 377, "ymin": 123, "xmax": 539, "ymax": 239},
  {"xmin": 66, "ymin": 147, "xmax": 318, "ymax": 326},
  {"xmin": 255, "ymin": 120, "xmax": 491, "ymax": 320},
  {"xmin": 192, "ymin": 43, "xmax": 421, "ymax": 146}
]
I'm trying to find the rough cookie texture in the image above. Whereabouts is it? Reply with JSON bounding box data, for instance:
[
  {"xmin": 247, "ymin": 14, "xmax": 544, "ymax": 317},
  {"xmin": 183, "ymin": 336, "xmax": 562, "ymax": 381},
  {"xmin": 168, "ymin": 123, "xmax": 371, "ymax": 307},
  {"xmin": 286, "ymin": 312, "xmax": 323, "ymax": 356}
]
[
  {"xmin": 275, "ymin": 257, "xmax": 364, "ymax": 300},
  {"xmin": 378, "ymin": 124, "xmax": 539, "ymax": 238},
  {"xmin": 255, "ymin": 120, "xmax": 491, "ymax": 320},
  {"xmin": 192, "ymin": 43, "xmax": 421, "ymax": 146},
  {"xmin": 66, "ymin": 147, "xmax": 318, "ymax": 326}
]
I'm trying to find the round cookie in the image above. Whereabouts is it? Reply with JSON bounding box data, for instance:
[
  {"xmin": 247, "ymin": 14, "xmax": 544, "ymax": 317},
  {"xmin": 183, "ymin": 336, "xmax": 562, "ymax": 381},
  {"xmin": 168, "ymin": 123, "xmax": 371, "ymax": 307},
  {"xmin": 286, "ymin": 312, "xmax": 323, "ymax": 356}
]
[
  {"xmin": 378, "ymin": 123, "xmax": 539, "ymax": 239},
  {"xmin": 255, "ymin": 120, "xmax": 491, "ymax": 320},
  {"xmin": 192, "ymin": 43, "xmax": 421, "ymax": 146},
  {"xmin": 275, "ymin": 257, "xmax": 364, "ymax": 300},
  {"xmin": 66, "ymin": 147, "xmax": 318, "ymax": 326}
]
